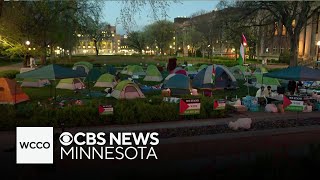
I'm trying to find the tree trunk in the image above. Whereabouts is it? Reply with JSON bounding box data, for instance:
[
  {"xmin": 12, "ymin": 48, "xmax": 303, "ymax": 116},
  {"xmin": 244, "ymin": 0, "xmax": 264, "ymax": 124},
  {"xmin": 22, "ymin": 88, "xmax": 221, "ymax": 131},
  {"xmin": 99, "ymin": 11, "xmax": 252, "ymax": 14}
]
[
  {"xmin": 94, "ymin": 40, "xmax": 99, "ymax": 56},
  {"xmin": 41, "ymin": 46, "xmax": 47, "ymax": 65},
  {"xmin": 289, "ymin": 34, "xmax": 299, "ymax": 67}
]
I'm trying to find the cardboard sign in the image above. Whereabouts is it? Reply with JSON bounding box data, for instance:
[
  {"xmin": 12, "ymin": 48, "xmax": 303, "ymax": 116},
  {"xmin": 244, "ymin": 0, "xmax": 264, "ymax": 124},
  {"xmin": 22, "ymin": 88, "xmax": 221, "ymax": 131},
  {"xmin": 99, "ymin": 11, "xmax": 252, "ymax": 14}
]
[
  {"xmin": 179, "ymin": 99, "xmax": 201, "ymax": 115},
  {"xmin": 99, "ymin": 105, "xmax": 114, "ymax": 115},
  {"xmin": 214, "ymin": 99, "xmax": 226, "ymax": 110},
  {"xmin": 285, "ymin": 96, "xmax": 304, "ymax": 112}
]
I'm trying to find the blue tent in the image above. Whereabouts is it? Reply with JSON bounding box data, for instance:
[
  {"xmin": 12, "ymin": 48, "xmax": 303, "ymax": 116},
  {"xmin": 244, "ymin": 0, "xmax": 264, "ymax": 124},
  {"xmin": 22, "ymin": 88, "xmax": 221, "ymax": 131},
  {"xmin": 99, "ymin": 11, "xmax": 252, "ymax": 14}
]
[
  {"xmin": 85, "ymin": 68, "xmax": 102, "ymax": 82},
  {"xmin": 264, "ymin": 66, "xmax": 320, "ymax": 81},
  {"xmin": 163, "ymin": 74, "xmax": 191, "ymax": 95},
  {"xmin": 102, "ymin": 65, "xmax": 117, "ymax": 75},
  {"xmin": 192, "ymin": 65, "xmax": 237, "ymax": 89}
]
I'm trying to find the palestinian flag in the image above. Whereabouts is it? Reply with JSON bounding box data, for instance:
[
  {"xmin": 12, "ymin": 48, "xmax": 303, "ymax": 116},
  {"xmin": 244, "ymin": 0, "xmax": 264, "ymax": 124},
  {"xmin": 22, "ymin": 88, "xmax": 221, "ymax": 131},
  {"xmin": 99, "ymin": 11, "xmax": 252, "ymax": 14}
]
[
  {"xmin": 239, "ymin": 43, "xmax": 244, "ymax": 65},
  {"xmin": 242, "ymin": 33, "xmax": 247, "ymax": 46}
]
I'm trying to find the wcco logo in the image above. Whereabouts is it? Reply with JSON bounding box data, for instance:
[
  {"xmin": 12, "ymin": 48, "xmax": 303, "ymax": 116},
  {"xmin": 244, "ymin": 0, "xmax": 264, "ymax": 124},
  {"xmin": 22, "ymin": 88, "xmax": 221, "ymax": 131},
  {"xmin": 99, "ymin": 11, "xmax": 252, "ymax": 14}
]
[{"xmin": 16, "ymin": 127, "xmax": 53, "ymax": 164}]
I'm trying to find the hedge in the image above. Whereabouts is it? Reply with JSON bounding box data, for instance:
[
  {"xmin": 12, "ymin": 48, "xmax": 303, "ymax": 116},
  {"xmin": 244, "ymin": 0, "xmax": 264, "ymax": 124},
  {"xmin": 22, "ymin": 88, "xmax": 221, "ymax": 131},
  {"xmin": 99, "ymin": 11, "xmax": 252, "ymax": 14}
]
[
  {"xmin": 0, "ymin": 70, "xmax": 20, "ymax": 79},
  {"xmin": 0, "ymin": 97, "xmax": 228, "ymax": 130}
]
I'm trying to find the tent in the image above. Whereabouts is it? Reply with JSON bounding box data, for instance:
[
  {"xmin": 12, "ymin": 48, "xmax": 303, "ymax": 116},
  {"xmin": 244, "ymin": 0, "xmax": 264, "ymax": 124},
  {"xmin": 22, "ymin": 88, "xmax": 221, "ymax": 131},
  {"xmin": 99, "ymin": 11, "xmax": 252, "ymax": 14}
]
[
  {"xmin": 16, "ymin": 64, "xmax": 86, "ymax": 80},
  {"xmin": 185, "ymin": 66, "xmax": 197, "ymax": 75},
  {"xmin": 111, "ymin": 80, "xmax": 145, "ymax": 99},
  {"xmin": 127, "ymin": 65, "xmax": 145, "ymax": 76},
  {"xmin": 143, "ymin": 65, "xmax": 163, "ymax": 82},
  {"xmin": 198, "ymin": 64, "xmax": 208, "ymax": 71},
  {"xmin": 20, "ymin": 78, "xmax": 50, "ymax": 87},
  {"xmin": 163, "ymin": 74, "xmax": 191, "ymax": 95},
  {"xmin": 264, "ymin": 66, "xmax": 320, "ymax": 81},
  {"xmin": 230, "ymin": 65, "xmax": 251, "ymax": 80},
  {"xmin": 0, "ymin": 78, "xmax": 29, "ymax": 104},
  {"xmin": 254, "ymin": 74, "xmax": 280, "ymax": 90},
  {"xmin": 120, "ymin": 65, "xmax": 132, "ymax": 75},
  {"xmin": 253, "ymin": 67, "xmax": 268, "ymax": 75},
  {"xmin": 171, "ymin": 67, "xmax": 188, "ymax": 76},
  {"xmin": 56, "ymin": 78, "xmax": 85, "ymax": 90},
  {"xmin": 94, "ymin": 73, "xmax": 117, "ymax": 88},
  {"xmin": 102, "ymin": 65, "xmax": 117, "ymax": 75},
  {"xmin": 192, "ymin": 65, "xmax": 237, "ymax": 89},
  {"xmin": 85, "ymin": 68, "xmax": 102, "ymax": 82},
  {"xmin": 72, "ymin": 61, "xmax": 93, "ymax": 74}
]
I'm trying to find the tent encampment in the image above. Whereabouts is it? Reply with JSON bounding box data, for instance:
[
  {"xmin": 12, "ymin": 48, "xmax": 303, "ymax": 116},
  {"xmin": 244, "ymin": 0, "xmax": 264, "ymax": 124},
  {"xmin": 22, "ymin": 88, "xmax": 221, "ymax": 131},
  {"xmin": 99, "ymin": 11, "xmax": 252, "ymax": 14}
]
[
  {"xmin": 72, "ymin": 61, "xmax": 93, "ymax": 74},
  {"xmin": 111, "ymin": 80, "xmax": 145, "ymax": 99},
  {"xmin": 0, "ymin": 78, "xmax": 29, "ymax": 104},
  {"xmin": 143, "ymin": 65, "xmax": 163, "ymax": 82},
  {"xmin": 192, "ymin": 65, "xmax": 238, "ymax": 89},
  {"xmin": 163, "ymin": 74, "xmax": 191, "ymax": 95},
  {"xmin": 56, "ymin": 78, "xmax": 85, "ymax": 90},
  {"xmin": 20, "ymin": 79, "xmax": 50, "ymax": 87},
  {"xmin": 94, "ymin": 73, "xmax": 117, "ymax": 88},
  {"xmin": 127, "ymin": 65, "xmax": 145, "ymax": 76},
  {"xmin": 230, "ymin": 65, "xmax": 252, "ymax": 80}
]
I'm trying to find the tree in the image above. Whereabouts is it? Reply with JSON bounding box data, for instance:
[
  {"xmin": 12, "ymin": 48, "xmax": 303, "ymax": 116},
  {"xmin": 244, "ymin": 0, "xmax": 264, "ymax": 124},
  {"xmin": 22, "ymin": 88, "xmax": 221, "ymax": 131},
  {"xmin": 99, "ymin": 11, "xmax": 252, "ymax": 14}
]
[
  {"xmin": 239, "ymin": 1, "xmax": 320, "ymax": 66},
  {"xmin": 126, "ymin": 31, "xmax": 146, "ymax": 54},
  {"xmin": 144, "ymin": 20, "xmax": 175, "ymax": 55}
]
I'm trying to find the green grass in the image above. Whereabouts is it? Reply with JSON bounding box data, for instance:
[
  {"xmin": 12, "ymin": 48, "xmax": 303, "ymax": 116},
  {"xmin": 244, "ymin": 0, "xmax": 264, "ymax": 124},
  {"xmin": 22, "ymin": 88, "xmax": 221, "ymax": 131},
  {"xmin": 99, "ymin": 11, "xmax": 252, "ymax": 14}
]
[{"xmin": 0, "ymin": 57, "xmax": 22, "ymax": 66}]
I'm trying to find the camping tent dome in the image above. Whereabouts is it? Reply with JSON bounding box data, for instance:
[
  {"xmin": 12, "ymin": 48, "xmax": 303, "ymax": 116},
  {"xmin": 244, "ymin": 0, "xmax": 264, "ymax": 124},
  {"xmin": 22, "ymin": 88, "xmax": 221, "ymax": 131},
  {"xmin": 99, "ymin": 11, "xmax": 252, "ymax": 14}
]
[
  {"xmin": 163, "ymin": 74, "xmax": 191, "ymax": 95},
  {"xmin": 253, "ymin": 67, "xmax": 268, "ymax": 75},
  {"xmin": 253, "ymin": 74, "xmax": 280, "ymax": 90},
  {"xmin": 192, "ymin": 65, "xmax": 237, "ymax": 89},
  {"xmin": 94, "ymin": 73, "xmax": 117, "ymax": 88},
  {"xmin": 127, "ymin": 65, "xmax": 145, "ymax": 76},
  {"xmin": 0, "ymin": 78, "xmax": 29, "ymax": 104},
  {"xmin": 143, "ymin": 65, "xmax": 163, "ymax": 82},
  {"xmin": 85, "ymin": 68, "xmax": 102, "ymax": 83},
  {"xmin": 111, "ymin": 80, "xmax": 145, "ymax": 99},
  {"xmin": 229, "ymin": 65, "xmax": 252, "ymax": 80},
  {"xmin": 185, "ymin": 66, "xmax": 197, "ymax": 75},
  {"xmin": 56, "ymin": 78, "xmax": 85, "ymax": 90},
  {"xmin": 72, "ymin": 61, "xmax": 93, "ymax": 74},
  {"xmin": 120, "ymin": 65, "xmax": 132, "ymax": 75},
  {"xmin": 198, "ymin": 64, "xmax": 208, "ymax": 71},
  {"xmin": 171, "ymin": 67, "xmax": 188, "ymax": 76}
]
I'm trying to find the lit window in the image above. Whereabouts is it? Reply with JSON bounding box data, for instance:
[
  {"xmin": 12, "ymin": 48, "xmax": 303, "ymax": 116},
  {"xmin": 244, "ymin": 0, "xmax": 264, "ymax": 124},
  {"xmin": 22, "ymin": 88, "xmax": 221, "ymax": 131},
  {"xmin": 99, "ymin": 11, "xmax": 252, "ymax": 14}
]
[
  {"xmin": 112, "ymin": 34, "xmax": 115, "ymax": 37},
  {"xmin": 274, "ymin": 22, "xmax": 278, "ymax": 36},
  {"xmin": 282, "ymin": 25, "xmax": 286, "ymax": 36}
]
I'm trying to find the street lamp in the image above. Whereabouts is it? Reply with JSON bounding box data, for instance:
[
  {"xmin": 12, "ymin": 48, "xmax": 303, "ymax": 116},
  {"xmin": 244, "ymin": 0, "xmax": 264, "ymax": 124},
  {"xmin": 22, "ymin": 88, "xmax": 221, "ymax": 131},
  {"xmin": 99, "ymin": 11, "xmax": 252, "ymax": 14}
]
[
  {"xmin": 169, "ymin": 45, "xmax": 172, "ymax": 55},
  {"xmin": 25, "ymin": 40, "xmax": 30, "ymax": 46}
]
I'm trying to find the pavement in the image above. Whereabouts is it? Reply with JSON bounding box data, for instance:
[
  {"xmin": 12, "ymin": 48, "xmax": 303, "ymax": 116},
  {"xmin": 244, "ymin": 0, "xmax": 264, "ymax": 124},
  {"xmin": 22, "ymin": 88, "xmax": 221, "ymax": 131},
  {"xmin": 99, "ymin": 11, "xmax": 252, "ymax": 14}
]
[{"xmin": 0, "ymin": 62, "xmax": 23, "ymax": 72}]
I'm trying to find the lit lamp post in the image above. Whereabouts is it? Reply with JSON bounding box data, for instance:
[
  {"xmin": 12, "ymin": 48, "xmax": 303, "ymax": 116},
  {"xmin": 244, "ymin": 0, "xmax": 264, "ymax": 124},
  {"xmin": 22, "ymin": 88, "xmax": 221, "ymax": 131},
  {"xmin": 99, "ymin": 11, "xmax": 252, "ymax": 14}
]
[
  {"xmin": 25, "ymin": 40, "xmax": 31, "ymax": 67},
  {"xmin": 187, "ymin": 45, "xmax": 190, "ymax": 57},
  {"xmin": 169, "ymin": 45, "xmax": 172, "ymax": 55}
]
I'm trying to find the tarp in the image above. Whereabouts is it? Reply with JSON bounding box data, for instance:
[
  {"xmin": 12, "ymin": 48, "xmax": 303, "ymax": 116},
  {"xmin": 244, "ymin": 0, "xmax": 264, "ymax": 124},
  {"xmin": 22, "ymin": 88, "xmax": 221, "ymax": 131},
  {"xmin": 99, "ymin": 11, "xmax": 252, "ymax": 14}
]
[
  {"xmin": 111, "ymin": 80, "xmax": 145, "ymax": 99},
  {"xmin": 16, "ymin": 64, "xmax": 86, "ymax": 80},
  {"xmin": 72, "ymin": 61, "xmax": 93, "ymax": 74},
  {"xmin": 94, "ymin": 73, "xmax": 117, "ymax": 88},
  {"xmin": 0, "ymin": 78, "xmax": 29, "ymax": 104},
  {"xmin": 264, "ymin": 66, "xmax": 320, "ymax": 81},
  {"xmin": 143, "ymin": 65, "xmax": 163, "ymax": 82}
]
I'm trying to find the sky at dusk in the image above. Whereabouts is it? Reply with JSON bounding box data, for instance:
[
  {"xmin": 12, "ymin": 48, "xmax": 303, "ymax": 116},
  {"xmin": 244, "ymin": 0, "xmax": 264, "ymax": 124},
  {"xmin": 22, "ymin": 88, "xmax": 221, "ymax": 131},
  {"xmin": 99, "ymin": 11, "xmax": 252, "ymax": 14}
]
[{"xmin": 102, "ymin": 0, "xmax": 219, "ymax": 35}]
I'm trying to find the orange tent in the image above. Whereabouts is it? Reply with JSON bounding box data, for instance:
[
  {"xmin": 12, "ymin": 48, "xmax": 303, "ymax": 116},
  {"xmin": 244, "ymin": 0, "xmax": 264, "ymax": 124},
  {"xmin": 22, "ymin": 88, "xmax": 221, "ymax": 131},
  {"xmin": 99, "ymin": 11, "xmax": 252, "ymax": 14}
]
[{"xmin": 0, "ymin": 78, "xmax": 29, "ymax": 104}]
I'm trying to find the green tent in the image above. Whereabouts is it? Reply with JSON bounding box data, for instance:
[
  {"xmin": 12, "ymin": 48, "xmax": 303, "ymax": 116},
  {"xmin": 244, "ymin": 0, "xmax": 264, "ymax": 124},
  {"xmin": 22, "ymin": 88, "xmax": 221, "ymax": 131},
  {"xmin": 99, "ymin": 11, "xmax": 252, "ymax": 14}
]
[
  {"xmin": 143, "ymin": 65, "xmax": 163, "ymax": 82},
  {"xmin": 73, "ymin": 61, "xmax": 93, "ymax": 74},
  {"xmin": 253, "ymin": 67, "xmax": 268, "ymax": 74},
  {"xmin": 230, "ymin": 65, "xmax": 252, "ymax": 80},
  {"xmin": 198, "ymin": 64, "xmax": 208, "ymax": 71},
  {"xmin": 120, "ymin": 65, "xmax": 132, "ymax": 75},
  {"xmin": 254, "ymin": 74, "xmax": 280, "ymax": 90},
  {"xmin": 56, "ymin": 78, "xmax": 85, "ymax": 90},
  {"xmin": 16, "ymin": 64, "xmax": 86, "ymax": 80},
  {"xmin": 111, "ymin": 80, "xmax": 145, "ymax": 99},
  {"xmin": 127, "ymin": 65, "xmax": 145, "ymax": 76},
  {"xmin": 184, "ymin": 66, "xmax": 197, "ymax": 74},
  {"xmin": 94, "ymin": 73, "xmax": 117, "ymax": 88}
]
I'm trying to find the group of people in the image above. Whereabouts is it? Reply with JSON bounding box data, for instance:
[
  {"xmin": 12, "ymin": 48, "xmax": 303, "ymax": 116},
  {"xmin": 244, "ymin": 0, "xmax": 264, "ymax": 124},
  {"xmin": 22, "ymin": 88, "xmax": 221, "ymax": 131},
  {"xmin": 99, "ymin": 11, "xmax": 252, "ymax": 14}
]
[{"xmin": 255, "ymin": 85, "xmax": 273, "ymax": 98}]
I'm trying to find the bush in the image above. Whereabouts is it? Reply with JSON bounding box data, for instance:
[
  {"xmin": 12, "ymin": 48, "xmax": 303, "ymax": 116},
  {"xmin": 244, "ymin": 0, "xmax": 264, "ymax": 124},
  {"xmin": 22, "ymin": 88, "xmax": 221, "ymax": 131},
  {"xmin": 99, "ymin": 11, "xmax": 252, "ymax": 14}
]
[
  {"xmin": 279, "ymin": 52, "xmax": 290, "ymax": 64},
  {"xmin": 0, "ymin": 70, "xmax": 20, "ymax": 79}
]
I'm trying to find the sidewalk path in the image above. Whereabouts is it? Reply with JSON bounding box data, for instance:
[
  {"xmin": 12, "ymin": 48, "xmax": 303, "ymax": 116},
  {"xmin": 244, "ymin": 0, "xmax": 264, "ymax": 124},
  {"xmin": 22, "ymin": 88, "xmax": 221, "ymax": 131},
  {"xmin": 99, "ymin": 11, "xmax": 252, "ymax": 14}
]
[{"xmin": 0, "ymin": 62, "xmax": 22, "ymax": 72}]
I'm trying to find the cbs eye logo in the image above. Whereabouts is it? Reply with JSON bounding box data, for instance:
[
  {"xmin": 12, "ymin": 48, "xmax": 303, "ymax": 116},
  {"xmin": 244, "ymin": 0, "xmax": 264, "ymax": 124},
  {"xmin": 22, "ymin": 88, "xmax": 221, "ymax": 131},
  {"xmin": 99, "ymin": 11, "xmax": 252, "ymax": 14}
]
[{"xmin": 59, "ymin": 132, "xmax": 73, "ymax": 146}]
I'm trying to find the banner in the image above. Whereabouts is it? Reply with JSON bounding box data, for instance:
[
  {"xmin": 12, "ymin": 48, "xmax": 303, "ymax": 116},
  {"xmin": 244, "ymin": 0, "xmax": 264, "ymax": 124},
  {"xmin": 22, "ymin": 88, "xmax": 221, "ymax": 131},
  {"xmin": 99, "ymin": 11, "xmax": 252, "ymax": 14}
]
[
  {"xmin": 285, "ymin": 96, "xmax": 304, "ymax": 112},
  {"xmin": 179, "ymin": 99, "xmax": 201, "ymax": 115},
  {"xmin": 214, "ymin": 99, "xmax": 226, "ymax": 110}
]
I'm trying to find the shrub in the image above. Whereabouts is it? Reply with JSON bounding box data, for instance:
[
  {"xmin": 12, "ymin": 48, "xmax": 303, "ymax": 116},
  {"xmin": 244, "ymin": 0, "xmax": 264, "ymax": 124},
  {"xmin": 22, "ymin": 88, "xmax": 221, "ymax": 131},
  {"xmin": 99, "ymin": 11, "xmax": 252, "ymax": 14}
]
[{"xmin": 0, "ymin": 70, "xmax": 20, "ymax": 79}]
